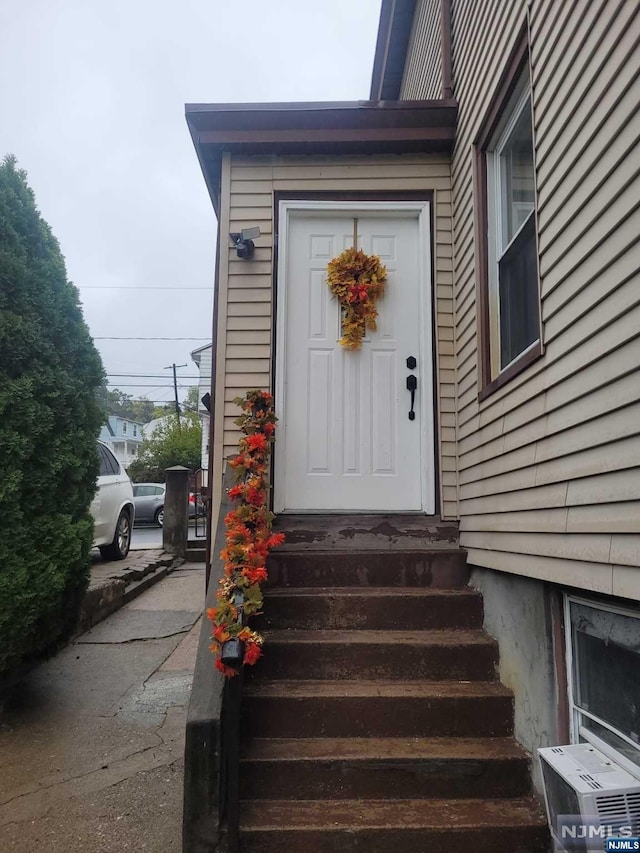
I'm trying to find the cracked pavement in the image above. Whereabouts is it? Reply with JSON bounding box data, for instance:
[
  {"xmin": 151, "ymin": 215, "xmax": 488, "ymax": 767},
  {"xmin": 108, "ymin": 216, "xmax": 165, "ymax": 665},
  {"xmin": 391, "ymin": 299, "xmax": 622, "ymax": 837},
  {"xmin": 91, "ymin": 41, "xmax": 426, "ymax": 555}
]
[{"xmin": 0, "ymin": 563, "xmax": 206, "ymax": 852}]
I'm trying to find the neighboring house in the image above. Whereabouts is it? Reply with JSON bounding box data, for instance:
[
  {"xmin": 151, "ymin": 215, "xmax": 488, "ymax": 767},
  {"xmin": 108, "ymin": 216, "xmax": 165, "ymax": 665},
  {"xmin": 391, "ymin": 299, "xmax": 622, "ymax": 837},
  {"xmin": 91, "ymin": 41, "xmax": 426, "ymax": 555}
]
[
  {"xmin": 141, "ymin": 414, "xmax": 173, "ymax": 441},
  {"xmin": 190, "ymin": 342, "xmax": 212, "ymax": 483},
  {"xmin": 186, "ymin": 0, "xmax": 639, "ymax": 830},
  {"xmin": 99, "ymin": 416, "xmax": 143, "ymax": 469}
]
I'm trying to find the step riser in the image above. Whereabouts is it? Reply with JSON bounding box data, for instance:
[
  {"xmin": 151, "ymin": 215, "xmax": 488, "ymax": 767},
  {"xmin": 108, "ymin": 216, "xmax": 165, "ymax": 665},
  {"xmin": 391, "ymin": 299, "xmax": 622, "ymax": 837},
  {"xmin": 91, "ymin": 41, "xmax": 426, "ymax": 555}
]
[
  {"xmin": 266, "ymin": 552, "xmax": 469, "ymax": 588},
  {"xmin": 248, "ymin": 642, "xmax": 497, "ymax": 681},
  {"xmin": 240, "ymin": 757, "xmax": 531, "ymax": 800},
  {"xmin": 242, "ymin": 695, "xmax": 514, "ymax": 739},
  {"xmin": 258, "ymin": 594, "xmax": 483, "ymax": 631},
  {"xmin": 239, "ymin": 827, "xmax": 550, "ymax": 853},
  {"xmin": 185, "ymin": 550, "xmax": 206, "ymax": 562}
]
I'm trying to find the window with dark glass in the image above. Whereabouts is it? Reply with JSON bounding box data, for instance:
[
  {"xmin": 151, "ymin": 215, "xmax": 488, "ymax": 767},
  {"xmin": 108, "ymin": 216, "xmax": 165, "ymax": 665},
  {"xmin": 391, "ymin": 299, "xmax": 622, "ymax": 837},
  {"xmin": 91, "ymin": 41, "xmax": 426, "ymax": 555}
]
[
  {"xmin": 98, "ymin": 444, "xmax": 119, "ymax": 475},
  {"xmin": 486, "ymin": 76, "xmax": 539, "ymax": 376},
  {"xmin": 475, "ymin": 36, "xmax": 542, "ymax": 397},
  {"xmin": 566, "ymin": 596, "xmax": 640, "ymax": 775},
  {"xmin": 493, "ymin": 86, "xmax": 538, "ymax": 370}
]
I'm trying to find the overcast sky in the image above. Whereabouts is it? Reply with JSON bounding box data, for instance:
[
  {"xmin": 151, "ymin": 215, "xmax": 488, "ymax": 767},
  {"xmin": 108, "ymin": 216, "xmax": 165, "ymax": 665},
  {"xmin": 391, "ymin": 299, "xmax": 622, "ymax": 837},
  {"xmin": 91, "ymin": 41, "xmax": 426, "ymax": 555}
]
[{"xmin": 0, "ymin": 0, "xmax": 380, "ymax": 412}]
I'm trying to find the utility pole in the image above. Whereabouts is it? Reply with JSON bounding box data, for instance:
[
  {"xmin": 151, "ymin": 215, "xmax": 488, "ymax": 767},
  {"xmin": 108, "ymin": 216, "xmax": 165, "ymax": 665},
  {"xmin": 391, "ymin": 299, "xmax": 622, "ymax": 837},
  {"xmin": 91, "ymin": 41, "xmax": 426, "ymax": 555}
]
[{"xmin": 164, "ymin": 363, "xmax": 187, "ymax": 422}]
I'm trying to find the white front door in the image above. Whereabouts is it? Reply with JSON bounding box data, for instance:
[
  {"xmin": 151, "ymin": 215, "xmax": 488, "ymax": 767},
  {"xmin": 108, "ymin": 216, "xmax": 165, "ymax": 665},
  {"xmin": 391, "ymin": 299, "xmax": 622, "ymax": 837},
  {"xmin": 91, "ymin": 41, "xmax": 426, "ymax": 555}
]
[{"xmin": 275, "ymin": 202, "xmax": 434, "ymax": 513}]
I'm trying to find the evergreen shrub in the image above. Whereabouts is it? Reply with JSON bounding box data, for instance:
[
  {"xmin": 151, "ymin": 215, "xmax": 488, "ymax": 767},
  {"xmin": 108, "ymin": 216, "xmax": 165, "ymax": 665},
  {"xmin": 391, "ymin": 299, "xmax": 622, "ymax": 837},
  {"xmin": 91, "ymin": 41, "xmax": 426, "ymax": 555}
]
[{"xmin": 0, "ymin": 155, "xmax": 104, "ymax": 675}]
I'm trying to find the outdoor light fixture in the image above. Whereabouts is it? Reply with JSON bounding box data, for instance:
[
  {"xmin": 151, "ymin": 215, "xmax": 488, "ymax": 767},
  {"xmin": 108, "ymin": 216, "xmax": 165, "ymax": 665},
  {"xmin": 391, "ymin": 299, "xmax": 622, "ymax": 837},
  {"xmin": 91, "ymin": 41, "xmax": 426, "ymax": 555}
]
[{"xmin": 229, "ymin": 226, "xmax": 261, "ymax": 260}]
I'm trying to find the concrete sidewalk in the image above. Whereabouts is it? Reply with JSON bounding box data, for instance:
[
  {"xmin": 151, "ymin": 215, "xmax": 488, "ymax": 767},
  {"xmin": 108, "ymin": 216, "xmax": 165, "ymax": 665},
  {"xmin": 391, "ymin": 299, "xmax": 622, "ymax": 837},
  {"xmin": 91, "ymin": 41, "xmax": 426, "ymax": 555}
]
[
  {"xmin": 78, "ymin": 549, "xmax": 181, "ymax": 635},
  {"xmin": 0, "ymin": 563, "xmax": 207, "ymax": 853}
]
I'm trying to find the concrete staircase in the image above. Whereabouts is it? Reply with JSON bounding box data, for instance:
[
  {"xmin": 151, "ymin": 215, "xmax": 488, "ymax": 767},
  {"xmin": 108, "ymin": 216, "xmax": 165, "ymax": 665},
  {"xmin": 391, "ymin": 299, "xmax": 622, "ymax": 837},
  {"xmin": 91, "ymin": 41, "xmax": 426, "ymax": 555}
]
[
  {"xmin": 238, "ymin": 516, "xmax": 549, "ymax": 853},
  {"xmin": 186, "ymin": 538, "xmax": 207, "ymax": 562}
]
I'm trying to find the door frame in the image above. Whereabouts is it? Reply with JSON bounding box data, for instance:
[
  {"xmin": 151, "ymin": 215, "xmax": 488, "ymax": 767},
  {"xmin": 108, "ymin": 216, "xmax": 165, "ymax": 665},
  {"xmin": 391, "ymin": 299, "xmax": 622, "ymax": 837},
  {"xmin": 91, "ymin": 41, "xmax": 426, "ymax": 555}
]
[{"xmin": 274, "ymin": 199, "xmax": 435, "ymax": 514}]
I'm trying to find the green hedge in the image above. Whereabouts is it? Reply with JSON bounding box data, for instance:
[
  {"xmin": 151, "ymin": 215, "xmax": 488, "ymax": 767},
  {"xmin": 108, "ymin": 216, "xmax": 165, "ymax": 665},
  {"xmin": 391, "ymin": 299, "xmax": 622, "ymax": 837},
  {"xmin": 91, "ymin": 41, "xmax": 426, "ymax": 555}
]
[
  {"xmin": 0, "ymin": 155, "xmax": 104, "ymax": 675},
  {"xmin": 128, "ymin": 411, "xmax": 202, "ymax": 483}
]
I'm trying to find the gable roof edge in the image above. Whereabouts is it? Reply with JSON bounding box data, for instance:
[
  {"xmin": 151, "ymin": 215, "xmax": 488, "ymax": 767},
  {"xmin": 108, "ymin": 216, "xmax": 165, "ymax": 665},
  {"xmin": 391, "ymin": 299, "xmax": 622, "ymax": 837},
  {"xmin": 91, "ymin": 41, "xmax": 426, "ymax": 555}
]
[{"xmin": 370, "ymin": 0, "xmax": 418, "ymax": 101}]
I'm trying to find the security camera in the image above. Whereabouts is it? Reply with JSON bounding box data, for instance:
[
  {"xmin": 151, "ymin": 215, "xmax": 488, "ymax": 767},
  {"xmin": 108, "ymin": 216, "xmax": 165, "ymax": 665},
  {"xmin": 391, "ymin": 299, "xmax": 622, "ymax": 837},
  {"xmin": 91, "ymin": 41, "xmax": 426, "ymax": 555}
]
[
  {"xmin": 241, "ymin": 226, "xmax": 261, "ymax": 241},
  {"xmin": 229, "ymin": 226, "xmax": 261, "ymax": 260}
]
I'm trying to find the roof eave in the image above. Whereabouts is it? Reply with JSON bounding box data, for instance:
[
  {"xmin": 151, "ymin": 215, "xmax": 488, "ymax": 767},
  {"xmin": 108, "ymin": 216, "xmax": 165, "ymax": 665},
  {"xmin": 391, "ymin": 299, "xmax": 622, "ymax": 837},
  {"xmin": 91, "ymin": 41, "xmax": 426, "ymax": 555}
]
[
  {"xmin": 187, "ymin": 113, "xmax": 221, "ymax": 217},
  {"xmin": 185, "ymin": 99, "xmax": 457, "ymax": 210}
]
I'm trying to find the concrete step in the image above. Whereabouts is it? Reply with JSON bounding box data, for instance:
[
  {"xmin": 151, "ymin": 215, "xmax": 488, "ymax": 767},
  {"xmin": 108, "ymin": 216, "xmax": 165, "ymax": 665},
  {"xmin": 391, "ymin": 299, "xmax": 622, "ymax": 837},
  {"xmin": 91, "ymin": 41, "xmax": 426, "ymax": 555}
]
[
  {"xmin": 266, "ymin": 549, "xmax": 468, "ymax": 588},
  {"xmin": 185, "ymin": 547, "xmax": 206, "ymax": 562},
  {"xmin": 258, "ymin": 587, "xmax": 483, "ymax": 631},
  {"xmin": 247, "ymin": 628, "xmax": 498, "ymax": 680},
  {"xmin": 242, "ymin": 679, "xmax": 514, "ymax": 739},
  {"xmin": 238, "ymin": 797, "xmax": 549, "ymax": 853},
  {"xmin": 240, "ymin": 736, "xmax": 532, "ymax": 800}
]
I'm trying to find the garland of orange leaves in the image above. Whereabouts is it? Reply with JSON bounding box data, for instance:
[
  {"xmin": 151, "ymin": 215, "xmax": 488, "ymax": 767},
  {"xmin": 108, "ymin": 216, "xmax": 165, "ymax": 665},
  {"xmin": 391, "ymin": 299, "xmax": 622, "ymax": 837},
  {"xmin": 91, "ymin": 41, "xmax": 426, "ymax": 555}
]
[
  {"xmin": 326, "ymin": 247, "xmax": 387, "ymax": 350},
  {"xmin": 207, "ymin": 390, "xmax": 285, "ymax": 678}
]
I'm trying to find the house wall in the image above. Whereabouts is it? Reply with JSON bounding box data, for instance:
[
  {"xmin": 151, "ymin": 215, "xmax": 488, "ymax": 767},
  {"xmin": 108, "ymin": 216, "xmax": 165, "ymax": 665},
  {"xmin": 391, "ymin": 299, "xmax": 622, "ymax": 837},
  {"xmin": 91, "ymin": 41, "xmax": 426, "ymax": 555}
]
[
  {"xmin": 400, "ymin": 0, "xmax": 640, "ymax": 598},
  {"xmin": 99, "ymin": 417, "xmax": 143, "ymax": 469},
  {"xmin": 399, "ymin": 0, "xmax": 443, "ymax": 100},
  {"xmin": 470, "ymin": 568, "xmax": 562, "ymax": 793},
  {"xmin": 211, "ymin": 153, "xmax": 457, "ymax": 518},
  {"xmin": 197, "ymin": 346, "xmax": 213, "ymax": 475}
]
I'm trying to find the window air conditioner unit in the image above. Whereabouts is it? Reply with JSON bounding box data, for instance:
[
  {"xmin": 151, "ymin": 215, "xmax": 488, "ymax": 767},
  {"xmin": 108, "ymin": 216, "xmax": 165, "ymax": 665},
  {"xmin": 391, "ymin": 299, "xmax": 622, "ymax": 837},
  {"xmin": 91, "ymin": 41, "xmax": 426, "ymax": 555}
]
[{"xmin": 538, "ymin": 744, "xmax": 640, "ymax": 852}]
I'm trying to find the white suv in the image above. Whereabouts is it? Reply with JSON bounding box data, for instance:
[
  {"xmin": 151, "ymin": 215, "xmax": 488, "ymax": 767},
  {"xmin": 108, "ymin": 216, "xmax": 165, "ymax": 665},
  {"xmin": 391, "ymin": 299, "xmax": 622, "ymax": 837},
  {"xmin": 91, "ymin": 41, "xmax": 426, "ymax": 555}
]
[{"xmin": 91, "ymin": 442, "xmax": 135, "ymax": 560}]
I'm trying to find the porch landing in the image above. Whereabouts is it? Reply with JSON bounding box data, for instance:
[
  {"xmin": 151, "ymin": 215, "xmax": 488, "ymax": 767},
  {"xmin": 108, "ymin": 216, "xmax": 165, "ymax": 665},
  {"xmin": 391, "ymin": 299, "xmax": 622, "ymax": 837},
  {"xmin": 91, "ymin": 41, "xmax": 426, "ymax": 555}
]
[
  {"xmin": 272, "ymin": 513, "xmax": 460, "ymax": 551},
  {"xmin": 269, "ymin": 514, "xmax": 465, "ymax": 589}
]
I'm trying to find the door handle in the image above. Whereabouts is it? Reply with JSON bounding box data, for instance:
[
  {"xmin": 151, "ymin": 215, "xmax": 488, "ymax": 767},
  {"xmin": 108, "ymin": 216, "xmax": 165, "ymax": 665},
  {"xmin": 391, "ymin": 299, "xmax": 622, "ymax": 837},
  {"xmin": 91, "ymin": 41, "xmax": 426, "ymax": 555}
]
[{"xmin": 406, "ymin": 374, "xmax": 417, "ymax": 420}]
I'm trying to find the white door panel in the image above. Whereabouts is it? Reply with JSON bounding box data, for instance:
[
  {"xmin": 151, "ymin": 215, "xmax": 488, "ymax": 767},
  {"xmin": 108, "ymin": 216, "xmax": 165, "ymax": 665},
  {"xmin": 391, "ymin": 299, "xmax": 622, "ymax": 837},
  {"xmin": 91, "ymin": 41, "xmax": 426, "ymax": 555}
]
[{"xmin": 276, "ymin": 206, "xmax": 434, "ymax": 513}]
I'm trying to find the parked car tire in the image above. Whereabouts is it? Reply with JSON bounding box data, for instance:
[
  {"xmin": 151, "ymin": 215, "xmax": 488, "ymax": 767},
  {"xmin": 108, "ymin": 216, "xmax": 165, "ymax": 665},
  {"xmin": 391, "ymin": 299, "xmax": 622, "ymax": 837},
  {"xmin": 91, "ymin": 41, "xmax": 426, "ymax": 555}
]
[
  {"xmin": 99, "ymin": 509, "xmax": 132, "ymax": 561},
  {"xmin": 154, "ymin": 507, "xmax": 164, "ymax": 527}
]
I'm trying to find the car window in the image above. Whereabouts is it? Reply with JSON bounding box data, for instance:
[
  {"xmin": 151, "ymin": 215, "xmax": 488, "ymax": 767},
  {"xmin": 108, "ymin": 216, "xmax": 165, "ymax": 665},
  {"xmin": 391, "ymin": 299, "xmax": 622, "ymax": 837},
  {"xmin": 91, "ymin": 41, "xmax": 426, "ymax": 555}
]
[
  {"xmin": 98, "ymin": 444, "xmax": 114, "ymax": 476},
  {"xmin": 99, "ymin": 444, "xmax": 120, "ymax": 476},
  {"xmin": 132, "ymin": 485, "xmax": 141, "ymax": 496},
  {"xmin": 138, "ymin": 485, "xmax": 160, "ymax": 496},
  {"xmin": 106, "ymin": 446, "xmax": 121, "ymax": 475}
]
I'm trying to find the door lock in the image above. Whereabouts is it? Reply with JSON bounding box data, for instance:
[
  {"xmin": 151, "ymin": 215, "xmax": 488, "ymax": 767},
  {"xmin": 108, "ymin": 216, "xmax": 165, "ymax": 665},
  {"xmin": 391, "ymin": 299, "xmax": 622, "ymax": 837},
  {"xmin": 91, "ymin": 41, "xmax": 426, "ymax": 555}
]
[{"xmin": 406, "ymin": 374, "xmax": 417, "ymax": 421}]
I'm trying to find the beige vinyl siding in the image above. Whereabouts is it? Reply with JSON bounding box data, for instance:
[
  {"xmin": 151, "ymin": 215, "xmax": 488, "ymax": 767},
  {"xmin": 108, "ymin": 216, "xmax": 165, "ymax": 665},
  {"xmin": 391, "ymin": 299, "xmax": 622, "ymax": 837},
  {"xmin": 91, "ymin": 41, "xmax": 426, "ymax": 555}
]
[
  {"xmin": 197, "ymin": 345, "xmax": 213, "ymax": 410},
  {"xmin": 422, "ymin": 0, "xmax": 640, "ymax": 595},
  {"xmin": 196, "ymin": 346, "xmax": 212, "ymax": 472},
  {"xmin": 400, "ymin": 0, "xmax": 443, "ymax": 100},
  {"xmin": 214, "ymin": 154, "xmax": 457, "ymax": 518}
]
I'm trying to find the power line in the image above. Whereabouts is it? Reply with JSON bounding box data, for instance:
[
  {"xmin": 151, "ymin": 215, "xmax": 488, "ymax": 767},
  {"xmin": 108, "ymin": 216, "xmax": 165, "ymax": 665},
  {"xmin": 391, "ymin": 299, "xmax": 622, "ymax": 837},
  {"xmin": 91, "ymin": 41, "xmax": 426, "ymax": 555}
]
[
  {"xmin": 106, "ymin": 373, "xmax": 201, "ymax": 379},
  {"xmin": 106, "ymin": 384, "xmax": 196, "ymax": 388},
  {"xmin": 81, "ymin": 286, "xmax": 212, "ymax": 290},
  {"xmin": 94, "ymin": 336, "xmax": 210, "ymax": 341}
]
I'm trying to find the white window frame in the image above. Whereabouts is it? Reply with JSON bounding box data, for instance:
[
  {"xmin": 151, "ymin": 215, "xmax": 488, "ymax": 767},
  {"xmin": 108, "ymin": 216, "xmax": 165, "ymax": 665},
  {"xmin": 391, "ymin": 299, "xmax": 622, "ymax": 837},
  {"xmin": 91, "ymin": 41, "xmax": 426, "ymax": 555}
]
[
  {"xmin": 564, "ymin": 593, "xmax": 640, "ymax": 780},
  {"xmin": 485, "ymin": 76, "xmax": 539, "ymax": 378}
]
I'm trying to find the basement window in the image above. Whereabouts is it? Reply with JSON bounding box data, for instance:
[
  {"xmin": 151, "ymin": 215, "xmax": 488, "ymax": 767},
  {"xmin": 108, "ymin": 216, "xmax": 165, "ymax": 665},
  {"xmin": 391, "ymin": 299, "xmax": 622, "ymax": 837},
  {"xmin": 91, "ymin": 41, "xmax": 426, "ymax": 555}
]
[{"xmin": 565, "ymin": 595, "xmax": 640, "ymax": 778}]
